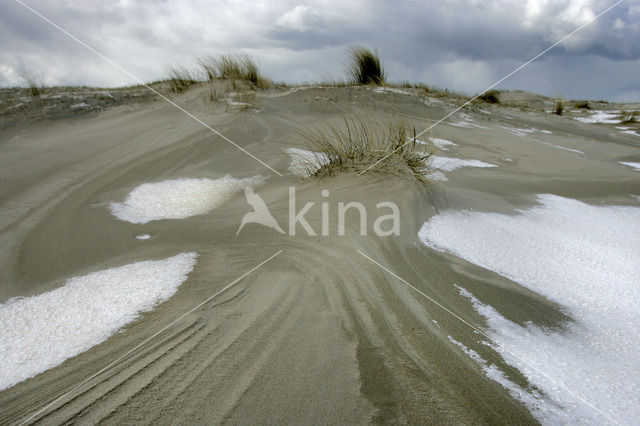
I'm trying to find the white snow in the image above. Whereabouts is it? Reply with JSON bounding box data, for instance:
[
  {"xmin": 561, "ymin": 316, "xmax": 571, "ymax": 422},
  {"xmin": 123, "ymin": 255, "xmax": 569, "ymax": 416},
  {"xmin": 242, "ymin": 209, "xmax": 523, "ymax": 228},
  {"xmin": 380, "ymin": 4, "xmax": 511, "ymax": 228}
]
[
  {"xmin": 500, "ymin": 126, "xmax": 548, "ymax": 137},
  {"xmin": 419, "ymin": 194, "xmax": 640, "ymax": 424},
  {"xmin": 225, "ymin": 99, "xmax": 252, "ymax": 107},
  {"xmin": 449, "ymin": 121, "xmax": 474, "ymax": 128},
  {"xmin": 70, "ymin": 102, "xmax": 90, "ymax": 109},
  {"xmin": 450, "ymin": 121, "xmax": 487, "ymax": 129},
  {"xmin": 512, "ymin": 127, "xmax": 536, "ymax": 136},
  {"xmin": 428, "ymin": 156, "xmax": 497, "ymax": 181},
  {"xmin": 431, "ymin": 156, "xmax": 497, "ymax": 172},
  {"xmin": 499, "ymin": 126, "xmax": 551, "ymax": 136},
  {"xmin": 574, "ymin": 111, "xmax": 620, "ymax": 124},
  {"xmin": 447, "ymin": 336, "xmax": 563, "ymax": 423},
  {"xmin": 500, "ymin": 126, "xmax": 583, "ymax": 154},
  {"xmin": 0, "ymin": 252, "xmax": 198, "ymax": 390},
  {"xmin": 449, "ymin": 114, "xmax": 487, "ymax": 129},
  {"xmin": 541, "ymin": 142, "xmax": 584, "ymax": 154},
  {"xmin": 372, "ymin": 87, "xmax": 411, "ymax": 95},
  {"xmin": 110, "ymin": 175, "xmax": 264, "ymax": 224},
  {"xmin": 619, "ymin": 162, "xmax": 640, "ymax": 171},
  {"xmin": 135, "ymin": 234, "xmax": 151, "ymax": 240},
  {"xmin": 417, "ymin": 137, "xmax": 458, "ymax": 151}
]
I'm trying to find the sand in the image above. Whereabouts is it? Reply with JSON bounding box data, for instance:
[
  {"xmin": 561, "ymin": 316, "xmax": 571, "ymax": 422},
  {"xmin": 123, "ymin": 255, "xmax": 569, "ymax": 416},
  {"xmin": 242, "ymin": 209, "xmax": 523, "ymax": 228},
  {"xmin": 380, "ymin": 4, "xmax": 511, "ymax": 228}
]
[{"xmin": 1, "ymin": 82, "xmax": 639, "ymax": 424}]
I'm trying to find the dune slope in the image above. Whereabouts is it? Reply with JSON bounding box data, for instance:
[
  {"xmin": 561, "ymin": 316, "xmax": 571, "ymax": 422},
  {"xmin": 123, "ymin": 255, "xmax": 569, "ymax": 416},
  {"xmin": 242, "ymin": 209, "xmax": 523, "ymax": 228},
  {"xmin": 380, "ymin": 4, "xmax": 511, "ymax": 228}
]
[{"xmin": 1, "ymin": 84, "xmax": 639, "ymax": 424}]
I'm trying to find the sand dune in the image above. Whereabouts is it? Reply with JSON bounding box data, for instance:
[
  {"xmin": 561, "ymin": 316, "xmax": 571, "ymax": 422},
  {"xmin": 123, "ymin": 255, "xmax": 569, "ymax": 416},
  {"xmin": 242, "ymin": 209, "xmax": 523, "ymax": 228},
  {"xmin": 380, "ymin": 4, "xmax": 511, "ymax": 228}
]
[{"xmin": 1, "ymin": 83, "xmax": 639, "ymax": 424}]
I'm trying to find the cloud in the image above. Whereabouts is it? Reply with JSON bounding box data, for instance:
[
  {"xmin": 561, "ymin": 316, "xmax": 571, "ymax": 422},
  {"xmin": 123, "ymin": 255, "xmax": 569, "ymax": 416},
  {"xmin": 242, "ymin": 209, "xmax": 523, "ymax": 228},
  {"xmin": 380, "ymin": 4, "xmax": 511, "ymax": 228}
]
[{"xmin": 1, "ymin": 0, "xmax": 638, "ymax": 101}]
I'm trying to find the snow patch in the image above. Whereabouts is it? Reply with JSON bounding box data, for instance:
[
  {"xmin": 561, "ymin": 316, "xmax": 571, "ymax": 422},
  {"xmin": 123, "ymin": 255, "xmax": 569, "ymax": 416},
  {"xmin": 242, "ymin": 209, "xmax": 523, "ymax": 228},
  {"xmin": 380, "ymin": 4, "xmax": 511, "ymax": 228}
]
[
  {"xmin": 0, "ymin": 252, "xmax": 198, "ymax": 390},
  {"xmin": 417, "ymin": 137, "xmax": 458, "ymax": 151},
  {"xmin": 110, "ymin": 175, "xmax": 264, "ymax": 224},
  {"xmin": 574, "ymin": 111, "xmax": 620, "ymax": 124},
  {"xmin": 541, "ymin": 142, "xmax": 584, "ymax": 154},
  {"xmin": 372, "ymin": 87, "xmax": 411, "ymax": 95},
  {"xmin": 619, "ymin": 161, "xmax": 640, "ymax": 171},
  {"xmin": 419, "ymin": 195, "xmax": 640, "ymax": 424},
  {"xmin": 448, "ymin": 336, "xmax": 563, "ymax": 423},
  {"xmin": 431, "ymin": 156, "xmax": 497, "ymax": 172}
]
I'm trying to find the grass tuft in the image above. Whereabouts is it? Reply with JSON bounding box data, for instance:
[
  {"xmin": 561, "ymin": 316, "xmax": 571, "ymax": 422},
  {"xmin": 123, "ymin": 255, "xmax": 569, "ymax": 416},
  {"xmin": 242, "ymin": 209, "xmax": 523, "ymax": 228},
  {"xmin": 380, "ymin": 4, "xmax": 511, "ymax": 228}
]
[
  {"xmin": 301, "ymin": 116, "xmax": 436, "ymax": 183},
  {"xmin": 478, "ymin": 90, "xmax": 500, "ymax": 104},
  {"xmin": 574, "ymin": 100, "xmax": 590, "ymax": 109},
  {"xmin": 621, "ymin": 110, "xmax": 638, "ymax": 124},
  {"xmin": 347, "ymin": 46, "xmax": 385, "ymax": 85},
  {"xmin": 554, "ymin": 99, "xmax": 564, "ymax": 115},
  {"xmin": 167, "ymin": 66, "xmax": 197, "ymax": 93},
  {"xmin": 23, "ymin": 74, "xmax": 43, "ymax": 97},
  {"xmin": 198, "ymin": 54, "xmax": 270, "ymax": 89}
]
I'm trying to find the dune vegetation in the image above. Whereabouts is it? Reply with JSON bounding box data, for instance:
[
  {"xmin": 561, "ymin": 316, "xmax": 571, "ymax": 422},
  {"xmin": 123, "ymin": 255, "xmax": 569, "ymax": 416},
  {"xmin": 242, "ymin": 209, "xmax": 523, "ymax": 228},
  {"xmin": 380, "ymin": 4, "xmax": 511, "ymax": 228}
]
[
  {"xmin": 301, "ymin": 116, "xmax": 436, "ymax": 184},
  {"xmin": 198, "ymin": 54, "xmax": 271, "ymax": 89},
  {"xmin": 621, "ymin": 110, "xmax": 638, "ymax": 123},
  {"xmin": 167, "ymin": 66, "xmax": 198, "ymax": 93},
  {"xmin": 347, "ymin": 46, "xmax": 385, "ymax": 86},
  {"xmin": 478, "ymin": 89, "xmax": 500, "ymax": 104},
  {"xmin": 574, "ymin": 100, "xmax": 590, "ymax": 109},
  {"xmin": 22, "ymin": 74, "xmax": 43, "ymax": 97},
  {"xmin": 168, "ymin": 54, "xmax": 271, "ymax": 93}
]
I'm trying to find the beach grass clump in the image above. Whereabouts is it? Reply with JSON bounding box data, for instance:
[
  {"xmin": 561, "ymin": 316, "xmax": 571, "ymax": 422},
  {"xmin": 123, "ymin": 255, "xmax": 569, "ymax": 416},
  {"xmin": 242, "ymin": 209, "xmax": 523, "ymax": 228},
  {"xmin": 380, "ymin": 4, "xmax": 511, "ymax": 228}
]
[
  {"xmin": 198, "ymin": 54, "xmax": 270, "ymax": 89},
  {"xmin": 347, "ymin": 46, "xmax": 385, "ymax": 85},
  {"xmin": 23, "ymin": 74, "xmax": 43, "ymax": 97},
  {"xmin": 554, "ymin": 99, "xmax": 564, "ymax": 115},
  {"xmin": 229, "ymin": 88, "xmax": 258, "ymax": 111},
  {"xmin": 621, "ymin": 110, "xmax": 638, "ymax": 124},
  {"xmin": 478, "ymin": 90, "xmax": 500, "ymax": 104},
  {"xmin": 302, "ymin": 116, "xmax": 436, "ymax": 183},
  {"xmin": 575, "ymin": 100, "xmax": 590, "ymax": 109},
  {"xmin": 168, "ymin": 66, "xmax": 198, "ymax": 93}
]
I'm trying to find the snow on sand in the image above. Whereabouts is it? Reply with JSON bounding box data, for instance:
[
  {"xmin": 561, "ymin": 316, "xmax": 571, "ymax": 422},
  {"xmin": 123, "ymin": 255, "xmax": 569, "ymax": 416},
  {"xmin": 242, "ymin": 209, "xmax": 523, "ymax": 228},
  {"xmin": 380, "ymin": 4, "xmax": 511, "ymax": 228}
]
[
  {"xmin": 419, "ymin": 195, "xmax": 640, "ymax": 424},
  {"xmin": 0, "ymin": 253, "xmax": 198, "ymax": 390}
]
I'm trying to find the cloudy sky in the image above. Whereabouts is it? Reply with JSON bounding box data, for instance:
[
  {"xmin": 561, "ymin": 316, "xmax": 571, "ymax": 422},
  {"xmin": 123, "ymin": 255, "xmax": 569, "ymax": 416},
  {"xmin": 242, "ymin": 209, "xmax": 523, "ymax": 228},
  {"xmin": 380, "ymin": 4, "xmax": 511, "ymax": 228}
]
[{"xmin": 1, "ymin": 0, "xmax": 639, "ymax": 102}]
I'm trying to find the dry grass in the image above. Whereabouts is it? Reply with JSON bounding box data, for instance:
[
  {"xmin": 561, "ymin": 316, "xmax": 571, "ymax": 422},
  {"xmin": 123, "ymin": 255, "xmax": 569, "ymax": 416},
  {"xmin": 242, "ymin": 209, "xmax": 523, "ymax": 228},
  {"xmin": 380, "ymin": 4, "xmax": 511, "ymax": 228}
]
[
  {"xmin": 478, "ymin": 90, "xmax": 500, "ymax": 104},
  {"xmin": 23, "ymin": 74, "xmax": 43, "ymax": 97},
  {"xmin": 301, "ymin": 116, "xmax": 436, "ymax": 183},
  {"xmin": 347, "ymin": 46, "xmax": 385, "ymax": 85},
  {"xmin": 167, "ymin": 66, "xmax": 198, "ymax": 93},
  {"xmin": 313, "ymin": 78, "xmax": 350, "ymax": 88},
  {"xmin": 574, "ymin": 100, "xmax": 590, "ymax": 109},
  {"xmin": 198, "ymin": 54, "xmax": 271, "ymax": 89},
  {"xmin": 229, "ymin": 88, "xmax": 258, "ymax": 111},
  {"xmin": 554, "ymin": 99, "xmax": 564, "ymax": 115},
  {"xmin": 621, "ymin": 110, "xmax": 638, "ymax": 124}
]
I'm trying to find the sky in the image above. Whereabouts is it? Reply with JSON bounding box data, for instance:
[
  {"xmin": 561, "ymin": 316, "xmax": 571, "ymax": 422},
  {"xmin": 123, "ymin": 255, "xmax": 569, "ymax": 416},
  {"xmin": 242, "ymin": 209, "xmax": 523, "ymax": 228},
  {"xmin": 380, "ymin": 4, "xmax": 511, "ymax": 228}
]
[{"xmin": 1, "ymin": 0, "xmax": 639, "ymax": 102}]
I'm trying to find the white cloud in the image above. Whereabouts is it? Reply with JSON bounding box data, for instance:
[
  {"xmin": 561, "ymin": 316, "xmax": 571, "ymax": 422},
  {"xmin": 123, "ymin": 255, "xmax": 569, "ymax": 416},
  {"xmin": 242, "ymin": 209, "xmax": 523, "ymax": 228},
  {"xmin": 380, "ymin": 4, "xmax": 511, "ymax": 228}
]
[
  {"xmin": 276, "ymin": 5, "xmax": 320, "ymax": 31},
  {"xmin": 1, "ymin": 0, "xmax": 638, "ymax": 100}
]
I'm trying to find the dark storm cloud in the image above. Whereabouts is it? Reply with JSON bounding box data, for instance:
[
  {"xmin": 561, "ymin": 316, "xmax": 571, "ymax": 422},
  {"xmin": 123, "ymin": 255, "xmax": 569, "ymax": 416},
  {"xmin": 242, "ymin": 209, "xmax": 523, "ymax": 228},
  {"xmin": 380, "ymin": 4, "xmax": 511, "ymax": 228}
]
[{"xmin": 1, "ymin": 0, "xmax": 639, "ymax": 101}]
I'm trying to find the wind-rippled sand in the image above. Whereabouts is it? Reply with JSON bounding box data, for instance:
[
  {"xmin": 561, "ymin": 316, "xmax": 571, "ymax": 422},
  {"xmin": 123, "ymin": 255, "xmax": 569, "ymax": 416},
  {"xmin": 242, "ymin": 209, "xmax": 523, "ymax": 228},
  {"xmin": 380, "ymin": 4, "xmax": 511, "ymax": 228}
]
[{"xmin": 1, "ymin": 84, "xmax": 639, "ymax": 424}]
